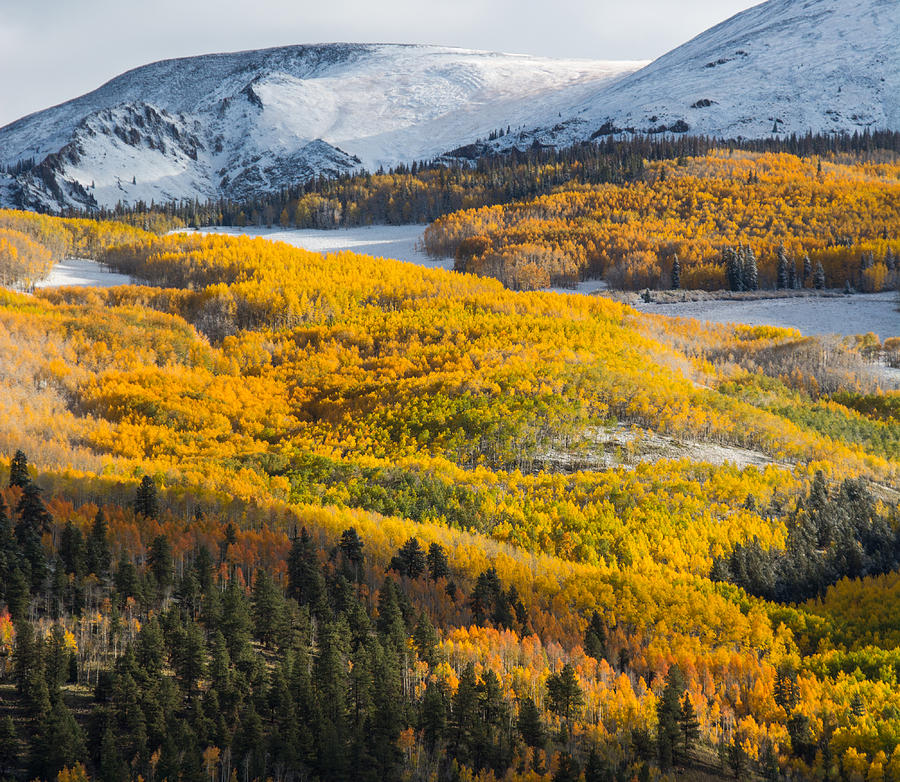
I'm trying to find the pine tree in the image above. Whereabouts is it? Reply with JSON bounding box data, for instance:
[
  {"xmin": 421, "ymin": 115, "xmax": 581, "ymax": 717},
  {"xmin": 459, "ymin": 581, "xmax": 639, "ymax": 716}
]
[
  {"xmin": 0, "ymin": 715, "xmax": 18, "ymax": 775},
  {"xmin": 678, "ymin": 693, "xmax": 700, "ymax": 758},
  {"xmin": 30, "ymin": 698, "xmax": 85, "ymax": 780},
  {"xmin": 426, "ymin": 542, "xmax": 449, "ymax": 581},
  {"xmin": 420, "ymin": 680, "xmax": 448, "ymax": 753},
  {"xmin": 60, "ymin": 521, "xmax": 85, "ymax": 578},
  {"xmin": 742, "ymin": 246, "xmax": 759, "ymax": 291},
  {"xmin": 9, "ymin": 450, "xmax": 30, "ymax": 488},
  {"xmin": 339, "ymin": 527, "xmax": 364, "ymax": 581},
  {"xmin": 656, "ymin": 665, "xmax": 685, "ymax": 770},
  {"xmin": 147, "ymin": 534, "xmax": 173, "ymax": 597},
  {"xmin": 389, "ymin": 537, "xmax": 426, "ymax": 579},
  {"xmin": 517, "ymin": 697, "xmax": 544, "ymax": 749},
  {"xmin": 412, "ymin": 611, "xmax": 439, "ymax": 666},
  {"xmin": 671, "ymin": 254, "xmax": 681, "ymax": 290},
  {"xmin": 724, "ymin": 247, "xmax": 742, "ymax": 292},
  {"xmin": 287, "ymin": 527, "xmax": 324, "ymax": 608},
  {"xmin": 584, "ymin": 611, "xmax": 607, "ymax": 662},
  {"xmin": 546, "ymin": 663, "xmax": 583, "ymax": 738},
  {"xmin": 86, "ymin": 508, "xmax": 111, "ymax": 580},
  {"xmin": 15, "ymin": 482, "xmax": 51, "ymax": 591},
  {"xmin": 727, "ymin": 737, "xmax": 747, "ymax": 778},
  {"xmin": 251, "ymin": 568, "xmax": 284, "ymax": 648},
  {"xmin": 776, "ymin": 246, "xmax": 790, "ymax": 289},
  {"xmin": 802, "ymin": 254, "xmax": 812, "ymax": 287},
  {"xmin": 813, "ymin": 261, "xmax": 826, "ymax": 290},
  {"xmin": 133, "ymin": 475, "xmax": 158, "ymax": 518}
]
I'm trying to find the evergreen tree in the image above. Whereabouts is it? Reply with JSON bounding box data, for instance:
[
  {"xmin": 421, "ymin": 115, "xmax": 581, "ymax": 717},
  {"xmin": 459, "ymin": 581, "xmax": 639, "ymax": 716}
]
[
  {"xmin": 0, "ymin": 715, "xmax": 18, "ymax": 776},
  {"xmin": 114, "ymin": 551, "xmax": 140, "ymax": 605},
  {"xmin": 727, "ymin": 736, "xmax": 747, "ymax": 778},
  {"xmin": 389, "ymin": 537, "xmax": 426, "ymax": 579},
  {"xmin": 813, "ymin": 260, "xmax": 826, "ymax": 289},
  {"xmin": 546, "ymin": 663, "xmax": 583, "ymax": 738},
  {"xmin": 148, "ymin": 534, "xmax": 174, "ymax": 597},
  {"xmin": 8, "ymin": 449, "xmax": 30, "ymax": 488},
  {"xmin": 802, "ymin": 253, "xmax": 812, "ymax": 287},
  {"xmin": 420, "ymin": 680, "xmax": 448, "ymax": 753},
  {"xmin": 15, "ymin": 482, "xmax": 50, "ymax": 591},
  {"xmin": 133, "ymin": 475, "xmax": 158, "ymax": 519},
  {"xmin": 553, "ymin": 753, "xmax": 581, "ymax": 782},
  {"xmin": 656, "ymin": 665, "xmax": 685, "ymax": 769},
  {"xmin": 678, "ymin": 693, "xmax": 700, "ymax": 758},
  {"xmin": 450, "ymin": 663, "xmax": 479, "ymax": 766},
  {"xmin": 776, "ymin": 245, "xmax": 790, "ymax": 289},
  {"xmin": 743, "ymin": 246, "xmax": 759, "ymax": 290},
  {"xmin": 724, "ymin": 247, "xmax": 742, "ymax": 292},
  {"xmin": 412, "ymin": 611, "xmax": 439, "ymax": 666},
  {"xmin": 287, "ymin": 527, "xmax": 323, "ymax": 608},
  {"xmin": 339, "ymin": 527, "xmax": 364, "ymax": 581},
  {"xmin": 517, "ymin": 696, "xmax": 544, "ymax": 749},
  {"xmin": 60, "ymin": 521, "xmax": 85, "ymax": 578},
  {"xmin": 86, "ymin": 508, "xmax": 112, "ymax": 580},
  {"xmin": 251, "ymin": 568, "xmax": 284, "ymax": 648},
  {"xmin": 426, "ymin": 542, "xmax": 449, "ymax": 581},
  {"xmin": 671, "ymin": 254, "xmax": 681, "ymax": 290},
  {"xmin": 30, "ymin": 698, "xmax": 85, "ymax": 780},
  {"xmin": 584, "ymin": 611, "xmax": 607, "ymax": 662},
  {"xmin": 171, "ymin": 617, "xmax": 206, "ymax": 696}
]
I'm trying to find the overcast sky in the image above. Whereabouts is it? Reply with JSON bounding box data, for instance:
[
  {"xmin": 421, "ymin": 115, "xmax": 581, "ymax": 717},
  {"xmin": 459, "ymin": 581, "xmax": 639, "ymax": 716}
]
[{"xmin": 0, "ymin": 0, "xmax": 761, "ymax": 127}]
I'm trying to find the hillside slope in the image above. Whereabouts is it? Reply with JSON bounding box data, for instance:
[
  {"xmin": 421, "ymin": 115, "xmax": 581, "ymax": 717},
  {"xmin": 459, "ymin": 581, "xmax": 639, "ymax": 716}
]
[
  {"xmin": 491, "ymin": 0, "xmax": 900, "ymax": 150},
  {"xmin": 0, "ymin": 44, "xmax": 640, "ymax": 211}
]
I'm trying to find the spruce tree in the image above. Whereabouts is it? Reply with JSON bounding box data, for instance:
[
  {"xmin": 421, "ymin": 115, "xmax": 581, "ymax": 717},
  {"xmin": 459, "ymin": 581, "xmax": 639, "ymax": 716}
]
[
  {"xmin": 742, "ymin": 247, "xmax": 759, "ymax": 291},
  {"xmin": 671, "ymin": 254, "xmax": 681, "ymax": 290},
  {"xmin": 776, "ymin": 246, "xmax": 790, "ymax": 289},
  {"xmin": 802, "ymin": 254, "xmax": 812, "ymax": 287},
  {"xmin": 133, "ymin": 475, "xmax": 158, "ymax": 519},
  {"xmin": 338, "ymin": 527, "xmax": 364, "ymax": 581},
  {"xmin": 517, "ymin": 696, "xmax": 544, "ymax": 749},
  {"xmin": 251, "ymin": 568, "xmax": 284, "ymax": 648},
  {"xmin": 9, "ymin": 450, "xmax": 30, "ymax": 488},
  {"xmin": 678, "ymin": 693, "xmax": 700, "ymax": 759},
  {"xmin": 546, "ymin": 663, "xmax": 583, "ymax": 738},
  {"xmin": 420, "ymin": 680, "xmax": 448, "ymax": 753},
  {"xmin": 15, "ymin": 482, "xmax": 50, "ymax": 591},
  {"xmin": 584, "ymin": 611, "xmax": 607, "ymax": 662},
  {"xmin": 86, "ymin": 508, "xmax": 111, "ymax": 580},
  {"xmin": 389, "ymin": 537, "xmax": 426, "ymax": 579},
  {"xmin": 426, "ymin": 542, "xmax": 449, "ymax": 581},
  {"xmin": 813, "ymin": 261, "xmax": 826, "ymax": 290},
  {"xmin": 656, "ymin": 665, "xmax": 685, "ymax": 770},
  {"xmin": 0, "ymin": 715, "xmax": 18, "ymax": 776},
  {"xmin": 287, "ymin": 527, "xmax": 323, "ymax": 608},
  {"xmin": 147, "ymin": 534, "xmax": 174, "ymax": 597}
]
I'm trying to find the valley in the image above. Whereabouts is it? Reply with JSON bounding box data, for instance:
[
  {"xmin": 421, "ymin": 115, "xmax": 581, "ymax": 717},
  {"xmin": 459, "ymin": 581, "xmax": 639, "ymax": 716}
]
[{"xmin": 0, "ymin": 0, "xmax": 898, "ymax": 780}]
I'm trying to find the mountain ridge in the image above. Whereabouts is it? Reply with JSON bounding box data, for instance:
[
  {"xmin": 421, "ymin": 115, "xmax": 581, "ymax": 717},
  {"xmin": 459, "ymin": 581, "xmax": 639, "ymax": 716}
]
[{"xmin": 0, "ymin": 43, "xmax": 641, "ymax": 211}]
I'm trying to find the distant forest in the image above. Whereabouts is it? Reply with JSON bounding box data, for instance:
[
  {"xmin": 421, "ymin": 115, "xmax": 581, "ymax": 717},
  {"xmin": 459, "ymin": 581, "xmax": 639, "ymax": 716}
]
[{"xmin": 66, "ymin": 131, "xmax": 900, "ymax": 232}]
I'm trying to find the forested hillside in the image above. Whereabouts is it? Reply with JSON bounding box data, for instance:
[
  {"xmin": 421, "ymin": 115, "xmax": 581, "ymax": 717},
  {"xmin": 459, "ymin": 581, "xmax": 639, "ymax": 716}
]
[
  {"xmin": 0, "ymin": 208, "xmax": 898, "ymax": 782},
  {"xmin": 423, "ymin": 151, "xmax": 900, "ymax": 292}
]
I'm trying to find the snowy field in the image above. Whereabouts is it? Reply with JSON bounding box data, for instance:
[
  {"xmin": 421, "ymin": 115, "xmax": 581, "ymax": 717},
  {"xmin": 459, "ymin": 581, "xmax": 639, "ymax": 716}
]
[
  {"xmin": 193, "ymin": 225, "xmax": 452, "ymax": 270},
  {"xmin": 633, "ymin": 292, "xmax": 899, "ymax": 340},
  {"xmin": 35, "ymin": 259, "xmax": 132, "ymax": 288}
]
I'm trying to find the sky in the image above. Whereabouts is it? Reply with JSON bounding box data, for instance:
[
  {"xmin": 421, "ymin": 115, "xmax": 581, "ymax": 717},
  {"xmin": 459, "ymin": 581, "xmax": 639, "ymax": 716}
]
[{"xmin": 0, "ymin": 0, "xmax": 761, "ymax": 128}]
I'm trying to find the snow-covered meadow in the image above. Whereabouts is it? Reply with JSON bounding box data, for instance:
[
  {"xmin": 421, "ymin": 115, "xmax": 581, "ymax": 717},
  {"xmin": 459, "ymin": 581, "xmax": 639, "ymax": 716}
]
[
  {"xmin": 633, "ymin": 292, "xmax": 899, "ymax": 340},
  {"xmin": 193, "ymin": 224, "xmax": 450, "ymax": 270},
  {"xmin": 35, "ymin": 259, "xmax": 132, "ymax": 289}
]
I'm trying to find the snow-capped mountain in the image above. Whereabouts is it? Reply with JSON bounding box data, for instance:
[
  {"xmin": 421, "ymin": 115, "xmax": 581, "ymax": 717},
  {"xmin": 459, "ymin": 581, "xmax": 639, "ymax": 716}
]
[
  {"xmin": 0, "ymin": 44, "xmax": 641, "ymax": 211},
  {"xmin": 493, "ymin": 0, "xmax": 899, "ymax": 149}
]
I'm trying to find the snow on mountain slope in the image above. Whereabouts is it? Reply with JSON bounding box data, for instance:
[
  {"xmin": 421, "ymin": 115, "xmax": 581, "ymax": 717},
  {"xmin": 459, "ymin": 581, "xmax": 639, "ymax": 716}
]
[
  {"xmin": 0, "ymin": 44, "xmax": 641, "ymax": 211},
  {"xmin": 488, "ymin": 0, "xmax": 899, "ymax": 149}
]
